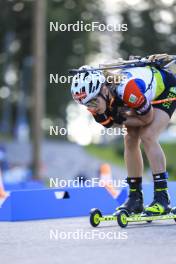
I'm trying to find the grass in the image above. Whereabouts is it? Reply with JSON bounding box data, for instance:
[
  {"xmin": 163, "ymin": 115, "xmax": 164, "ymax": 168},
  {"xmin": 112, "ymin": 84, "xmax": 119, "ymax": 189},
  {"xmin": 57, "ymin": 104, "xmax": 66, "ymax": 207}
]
[
  {"xmin": 85, "ymin": 142, "xmax": 176, "ymax": 180},
  {"xmin": 85, "ymin": 143, "xmax": 125, "ymax": 166},
  {"xmin": 161, "ymin": 143, "xmax": 176, "ymax": 180}
]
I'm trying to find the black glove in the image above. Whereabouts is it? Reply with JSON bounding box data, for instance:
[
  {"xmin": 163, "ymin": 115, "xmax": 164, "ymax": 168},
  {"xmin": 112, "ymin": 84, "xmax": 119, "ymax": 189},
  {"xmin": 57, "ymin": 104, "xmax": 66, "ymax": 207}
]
[
  {"xmin": 105, "ymin": 101, "xmax": 127, "ymax": 125},
  {"xmin": 93, "ymin": 112, "xmax": 114, "ymax": 128},
  {"xmin": 113, "ymin": 112, "xmax": 126, "ymax": 125}
]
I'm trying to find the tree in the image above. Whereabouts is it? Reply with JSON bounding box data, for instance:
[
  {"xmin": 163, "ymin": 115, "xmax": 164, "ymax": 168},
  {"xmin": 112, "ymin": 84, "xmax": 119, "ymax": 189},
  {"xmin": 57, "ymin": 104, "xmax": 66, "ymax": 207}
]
[{"xmin": 118, "ymin": 0, "xmax": 176, "ymax": 57}]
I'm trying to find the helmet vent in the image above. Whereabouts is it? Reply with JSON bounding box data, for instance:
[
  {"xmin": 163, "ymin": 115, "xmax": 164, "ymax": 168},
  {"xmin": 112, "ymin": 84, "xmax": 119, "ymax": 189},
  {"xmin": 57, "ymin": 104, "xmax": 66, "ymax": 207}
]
[
  {"xmin": 89, "ymin": 81, "xmax": 93, "ymax": 93},
  {"xmin": 84, "ymin": 72, "xmax": 89, "ymax": 79},
  {"xmin": 96, "ymin": 80, "xmax": 100, "ymax": 90}
]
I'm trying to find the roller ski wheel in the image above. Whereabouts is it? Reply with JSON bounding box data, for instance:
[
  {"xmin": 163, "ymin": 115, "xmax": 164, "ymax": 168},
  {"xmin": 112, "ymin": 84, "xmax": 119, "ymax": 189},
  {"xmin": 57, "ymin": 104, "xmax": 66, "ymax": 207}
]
[
  {"xmin": 116, "ymin": 209, "xmax": 129, "ymax": 228},
  {"xmin": 171, "ymin": 207, "xmax": 176, "ymax": 222},
  {"xmin": 146, "ymin": 220, "xmax": 152, "ymax": 224},
  {"xmin": 144, "ymin": 211, "xmax": 153, "ymax": 223},
  {"xmin": 90, "ymin": 208, "xmax": 102, "ymax": 227}
]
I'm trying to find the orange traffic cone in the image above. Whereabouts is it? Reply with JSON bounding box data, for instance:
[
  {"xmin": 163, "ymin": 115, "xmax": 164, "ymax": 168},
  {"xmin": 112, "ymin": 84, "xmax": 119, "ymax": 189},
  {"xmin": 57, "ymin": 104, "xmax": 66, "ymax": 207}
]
[
  {"xmin": 99, "ymin": 163, "xmax": 119, "ymax": 198},
  {"xmin": 0, "ymin": 169, "xmax": 7, "ymax": 199}
]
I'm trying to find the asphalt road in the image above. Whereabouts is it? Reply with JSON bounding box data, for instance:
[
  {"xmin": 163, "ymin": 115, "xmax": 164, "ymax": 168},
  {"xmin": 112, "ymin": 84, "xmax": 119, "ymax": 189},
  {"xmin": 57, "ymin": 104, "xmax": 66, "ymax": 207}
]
[{"xmin": 0, "ymin": 217, "xmax": 176, "ymax": 264}]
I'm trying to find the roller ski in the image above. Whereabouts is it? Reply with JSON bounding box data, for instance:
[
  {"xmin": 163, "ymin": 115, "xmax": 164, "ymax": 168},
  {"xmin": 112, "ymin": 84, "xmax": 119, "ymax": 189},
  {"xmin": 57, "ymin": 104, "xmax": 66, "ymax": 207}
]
[
  {"xmin": 89, "ymin": 206, "xmax": 176, "ymax": 228},
  {"xmin": 114, "ymin": 189, "xmax": 174, "ymax": 228},
  {"xmin": 90, "ymin": 177, "xmax": 176, "ymax": 228}
]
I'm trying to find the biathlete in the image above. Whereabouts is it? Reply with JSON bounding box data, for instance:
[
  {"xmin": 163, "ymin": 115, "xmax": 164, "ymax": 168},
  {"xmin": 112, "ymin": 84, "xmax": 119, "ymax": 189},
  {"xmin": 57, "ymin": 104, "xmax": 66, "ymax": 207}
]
[{"xmin": 71, "ymin": 54, "xmax": 176, "ymax": 215}]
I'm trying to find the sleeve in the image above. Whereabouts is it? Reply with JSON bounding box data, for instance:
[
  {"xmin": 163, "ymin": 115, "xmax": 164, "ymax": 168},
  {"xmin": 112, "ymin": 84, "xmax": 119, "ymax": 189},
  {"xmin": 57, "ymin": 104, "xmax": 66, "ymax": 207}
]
[
  {"xmin": 87, "ymin": 108, "xmax": 114, "ymax": 128},
  {"xmin": 123, "ymin": 78, "xmax": 151, "ymax": 115}
]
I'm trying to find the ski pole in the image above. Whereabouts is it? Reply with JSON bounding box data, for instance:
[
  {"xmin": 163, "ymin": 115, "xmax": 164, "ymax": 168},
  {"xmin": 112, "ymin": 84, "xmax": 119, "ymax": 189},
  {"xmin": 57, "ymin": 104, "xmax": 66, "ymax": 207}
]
[
  {"xmin": 68, "ymin": 59, "xmax": 147, "ymax": 74},
  {"xmin": 68, "ymin": 56, "xmax": 176, "ymax": 75},
  {"xmin": 151, "ymin": 97, "xmax": 176, "ymax": 105}
]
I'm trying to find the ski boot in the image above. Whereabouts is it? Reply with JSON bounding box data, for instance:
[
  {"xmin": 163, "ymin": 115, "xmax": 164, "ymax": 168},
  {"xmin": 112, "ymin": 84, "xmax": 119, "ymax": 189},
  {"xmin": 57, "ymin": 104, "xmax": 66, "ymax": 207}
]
[
  {"xmin": 145, "ymin": 172, "xmax": 171, "ymax": 215},
  {"xmin": 145, "ymin": 189, "xmax": 171, "ymax": 215},
  {"xmin": 116, "ymin": 177, "xmax": 144, "ymax": 214}
]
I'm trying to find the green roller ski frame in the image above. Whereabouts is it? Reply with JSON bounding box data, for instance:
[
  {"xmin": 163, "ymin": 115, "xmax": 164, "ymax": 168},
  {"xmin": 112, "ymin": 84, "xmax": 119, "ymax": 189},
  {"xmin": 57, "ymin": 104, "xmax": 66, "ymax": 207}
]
[{"xmin": 89, "ymin": 207, "xmax": 176, "ymax": 228}]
